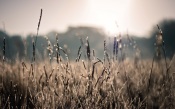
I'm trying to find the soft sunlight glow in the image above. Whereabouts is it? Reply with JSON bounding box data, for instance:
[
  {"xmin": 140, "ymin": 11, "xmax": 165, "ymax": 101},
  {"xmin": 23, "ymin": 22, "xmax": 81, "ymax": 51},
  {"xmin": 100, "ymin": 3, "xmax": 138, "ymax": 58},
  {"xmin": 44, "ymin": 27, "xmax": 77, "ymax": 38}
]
[{"xmin": 88, "ymin": 0, "xmax": 131, "ymax": 35}]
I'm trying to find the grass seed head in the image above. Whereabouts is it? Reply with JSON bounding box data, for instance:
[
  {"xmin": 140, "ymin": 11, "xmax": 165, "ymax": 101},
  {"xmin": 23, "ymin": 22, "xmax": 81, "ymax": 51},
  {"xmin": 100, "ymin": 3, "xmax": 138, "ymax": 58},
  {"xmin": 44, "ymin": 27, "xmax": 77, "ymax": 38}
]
[
  {"xmin": 3, "ymin": 37, "xmax": 5, "ymax": 62},
  {"xmin": 86, "ymin": 36, "xmax": 91, "ymax": 61}
]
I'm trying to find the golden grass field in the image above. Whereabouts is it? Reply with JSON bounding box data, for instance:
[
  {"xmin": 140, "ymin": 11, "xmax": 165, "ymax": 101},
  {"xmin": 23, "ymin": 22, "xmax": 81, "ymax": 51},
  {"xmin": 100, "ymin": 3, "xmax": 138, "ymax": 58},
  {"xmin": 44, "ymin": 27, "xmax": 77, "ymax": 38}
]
[{"xmin": 0, "ymin": 55, "xmax": 175, "ymax": 108}]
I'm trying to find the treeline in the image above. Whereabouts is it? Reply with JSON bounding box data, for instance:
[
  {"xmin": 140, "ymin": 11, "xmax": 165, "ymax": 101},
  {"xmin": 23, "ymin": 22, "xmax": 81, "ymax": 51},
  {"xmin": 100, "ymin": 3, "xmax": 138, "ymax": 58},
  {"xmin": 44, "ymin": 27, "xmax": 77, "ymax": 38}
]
[
  {"xmin": 0, "ymin": 26, "xmax": 106, "ymax": 62},
  {"xmin": 0, "ymin": 19, "xmax": 175, "ymax": 62}
]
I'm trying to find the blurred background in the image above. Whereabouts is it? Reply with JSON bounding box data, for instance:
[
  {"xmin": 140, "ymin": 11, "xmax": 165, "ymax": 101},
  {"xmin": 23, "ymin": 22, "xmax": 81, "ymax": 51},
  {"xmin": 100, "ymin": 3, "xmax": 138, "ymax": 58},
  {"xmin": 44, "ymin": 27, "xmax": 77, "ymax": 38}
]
[{"xmin": 0, "ymin": 0, "xmax": 175, "ymax": 61}]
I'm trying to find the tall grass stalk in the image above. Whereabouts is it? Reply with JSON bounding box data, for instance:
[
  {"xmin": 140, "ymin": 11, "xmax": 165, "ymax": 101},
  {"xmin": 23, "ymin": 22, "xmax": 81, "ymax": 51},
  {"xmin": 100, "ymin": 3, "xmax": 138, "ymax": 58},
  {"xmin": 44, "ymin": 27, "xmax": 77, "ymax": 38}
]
[
  {"xmin": 86, "ymin": 37, "xmax": 91, "ymax": 73},
  {"xmin": 55, "ymin": 34, "xmax": 60, "ymax": 64},
  {"xmin": 157, "ymin": 25, "xmax": 168, "ymax": 70},
  {"xmin": 34, "ymin": 9, "xmax": 42, "ymax": 48}
]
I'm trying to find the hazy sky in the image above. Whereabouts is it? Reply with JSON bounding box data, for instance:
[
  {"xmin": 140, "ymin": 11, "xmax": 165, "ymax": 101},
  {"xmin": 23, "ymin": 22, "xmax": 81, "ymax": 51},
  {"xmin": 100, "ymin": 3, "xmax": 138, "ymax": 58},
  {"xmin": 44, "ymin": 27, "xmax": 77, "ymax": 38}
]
[{"xmin": 0, "ymin": 0, "xmax": 175, "ymax": 36}]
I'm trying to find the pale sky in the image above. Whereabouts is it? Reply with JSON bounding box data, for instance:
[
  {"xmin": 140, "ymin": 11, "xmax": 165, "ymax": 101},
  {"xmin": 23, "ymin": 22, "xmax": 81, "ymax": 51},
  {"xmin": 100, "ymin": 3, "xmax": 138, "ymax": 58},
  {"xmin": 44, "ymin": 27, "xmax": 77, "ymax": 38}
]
[{"xmin": 0, "ymin": 0, "xmax": 175, "ymax": 36}]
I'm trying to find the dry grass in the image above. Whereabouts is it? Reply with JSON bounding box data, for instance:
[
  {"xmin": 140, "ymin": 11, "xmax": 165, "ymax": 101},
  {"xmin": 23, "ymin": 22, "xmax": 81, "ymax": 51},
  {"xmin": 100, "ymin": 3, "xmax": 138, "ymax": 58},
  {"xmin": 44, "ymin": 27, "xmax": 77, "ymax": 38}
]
[{"xmin": 0, "ymin": 56, "xmax": 175, "ymax": 108}]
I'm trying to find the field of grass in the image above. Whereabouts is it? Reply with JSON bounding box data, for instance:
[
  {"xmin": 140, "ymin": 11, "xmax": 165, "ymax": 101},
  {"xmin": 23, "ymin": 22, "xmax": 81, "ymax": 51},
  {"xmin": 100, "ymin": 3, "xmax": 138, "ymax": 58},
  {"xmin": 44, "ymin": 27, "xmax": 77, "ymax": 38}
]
[{"xmin": 0, "ymin": 34, "xmax": 175, "ymax": 109}]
